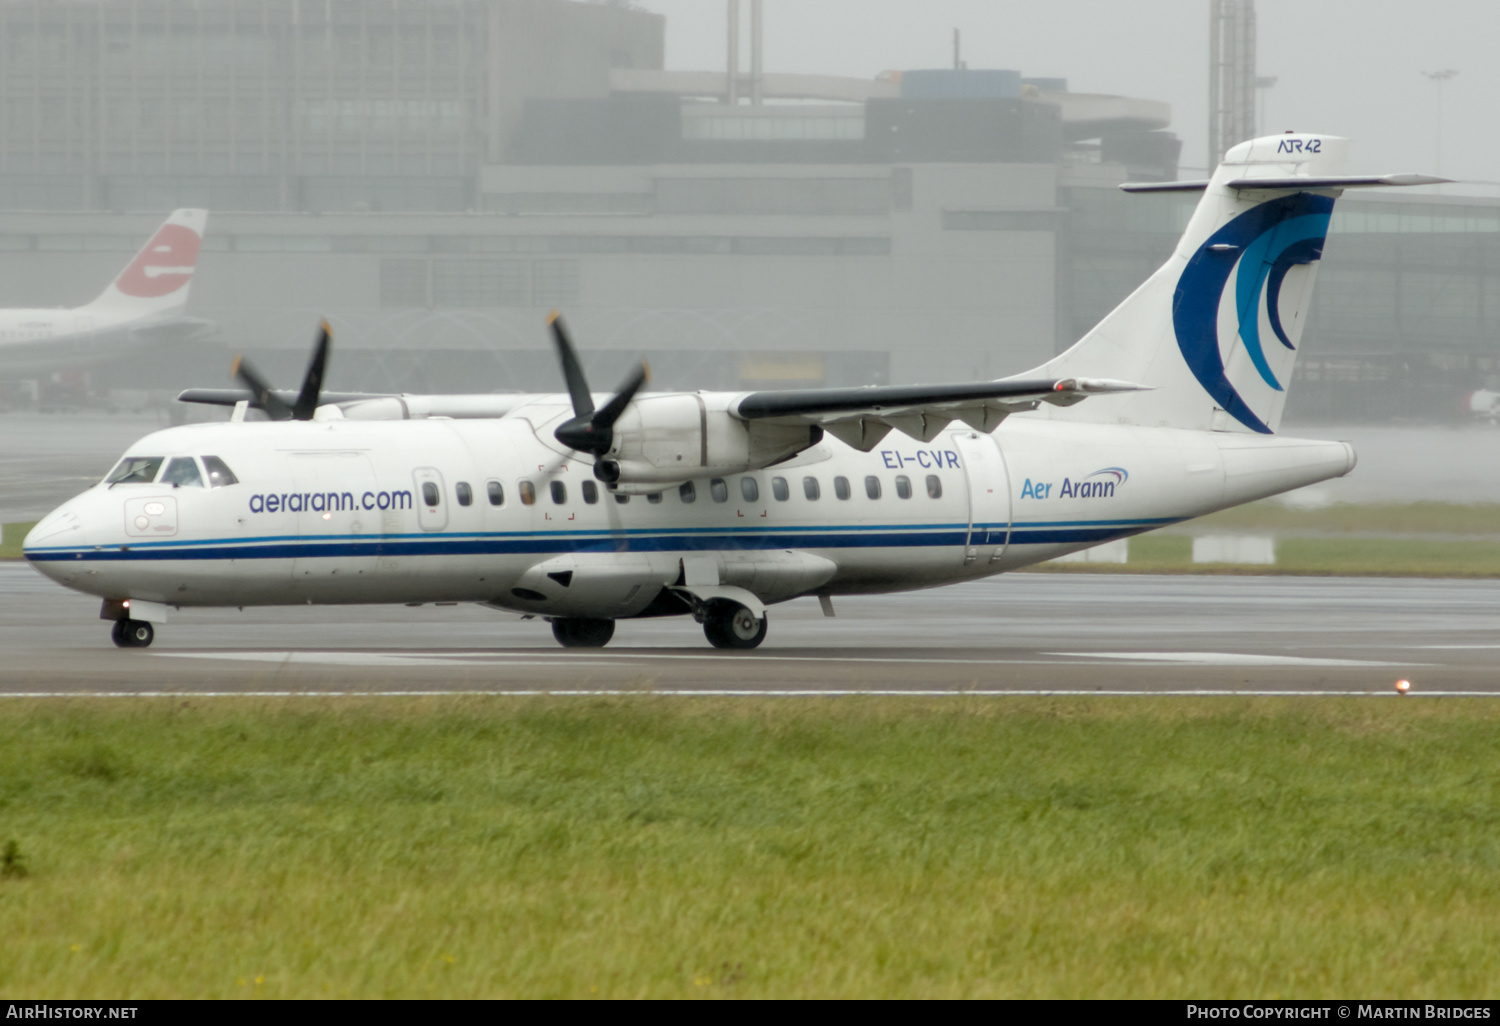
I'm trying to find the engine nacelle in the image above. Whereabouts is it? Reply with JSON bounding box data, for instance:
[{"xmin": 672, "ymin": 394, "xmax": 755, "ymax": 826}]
[{"xmin": 603, "ymin": 393, "xmax": 817, "ymax": 487}]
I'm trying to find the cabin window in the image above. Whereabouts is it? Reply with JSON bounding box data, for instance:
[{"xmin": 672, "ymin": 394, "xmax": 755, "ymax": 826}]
[
  {"xmin": 772, "ymin": 476, "xmax": 789, "ymax": 502},
  {"xmin": 161, "ymin": 457, "xmax": 204, "ymax": 489},
  {"xmin": 422, "ymin": 482, "xmax": 441, "ymax": 507},
  {"xmin": 582, "ymin": 481, "xmax": 599, "ymax": 504},
  {"xmin": 895, "ymin": 475, "xmax": 912, "ymax": 499},
  {"xmin": 550, "ymin": 480, "xmax": 567, "ymax": 505},
  {"xmin": 679, "ymin": 481, "xmax": 696, "ymax": 503},
  {"xmin": 865, "ymin": 475, "xmax": 882, "ymax": 500},
  {"xmin": 614, "ymin": 492, "xmax": 630, "ymax": 504},
  {"xmin": 741, "ymin": 477, "xmax": 759, "ymax": 502},
  {"xmin": 803, "ymin": 476, "xmax": 820, "ymax": 501},
  {"xmin": 105, "ymin": 456, "xmax": 163, "ymax": 485},
  {"xmin": 647, "ymin": 491, "xmax": 663, "ymax": 504},
  {"xmin": 926, "ymin": 475, "xmax": 943, "ymax": 499},
  {"xmin": 455, "ymin": 482, "xmax": 473, "ymax": 506},
  {"xmin": 519, "ymin": 480, "xmax": 536, "ymax": 506},
  {"xmin": 710, "ymin": 478, "xmax": 729, "ymax": 503},
  {"xmin": 202, "ymin": 456, "xmax": 239, "ymax": 488},
  {"xmin": 487, "ymin": 480, "xmax": 505, "ymax": 506},
  {"xmin": 833, "ymin": 476, "xmax": 851, "ymax": 500}
]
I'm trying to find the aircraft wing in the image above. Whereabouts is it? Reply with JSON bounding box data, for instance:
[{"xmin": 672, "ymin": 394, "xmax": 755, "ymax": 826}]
[
  {"xmin": 177, "ymin": 388, "xmax": 532, "ymax": 420},
  {"xmin": 178, "ymin": 387, "xmax": 383, "ymax": 408},
  {"xmin": 732, "ymin": 377, "xmax": 1144, "ymax": 450}
]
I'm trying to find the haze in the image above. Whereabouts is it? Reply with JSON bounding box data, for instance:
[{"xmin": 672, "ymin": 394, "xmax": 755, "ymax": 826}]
[{"xmin": 639, "ymin": 0, "xmax": 1498, "ymax": 188}]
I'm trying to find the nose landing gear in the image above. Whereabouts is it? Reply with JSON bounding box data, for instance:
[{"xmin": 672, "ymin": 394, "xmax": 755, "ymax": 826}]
[{"xmin": 110, "ymin": 619, "xmax": 155, "ymax": 649}]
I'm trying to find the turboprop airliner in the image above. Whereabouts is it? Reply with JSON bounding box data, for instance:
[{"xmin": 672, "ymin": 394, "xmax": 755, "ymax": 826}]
[
  {"xmin": 23, "ymin": 136, "xmax": 1447, "ymax": 650},
  {"xmin": 0, "ymin": 209, "xmax": 211, "ymax": 375}
]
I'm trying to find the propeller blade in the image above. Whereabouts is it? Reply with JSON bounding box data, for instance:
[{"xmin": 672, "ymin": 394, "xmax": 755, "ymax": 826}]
[
  {"xmin": 593, "ymin": 362, "xmax": 649, "ymax": 429},
  {"xmin": 291, "ymin": 321, "xmax": 332, "ymax": 421},
  {"xmin": 232, "ymin": 354, "xmax": 294, "ymax": 421},
  {"xmin": 548, "ymin": 311, "xmax": 594, "ymax": 419},
  {"xmin": 553, "ymin": 362, "xmax": 648, "ymax": 456}
]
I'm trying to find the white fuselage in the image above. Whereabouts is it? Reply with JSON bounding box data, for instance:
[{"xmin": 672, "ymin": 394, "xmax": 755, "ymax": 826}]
[
  {"xmin": 0, "ymin": 306, "xmax": 192, "ymax": 375},
  {"xmin": 23, "ymin": 404, "xmax": 1355, "ymax": 618}
]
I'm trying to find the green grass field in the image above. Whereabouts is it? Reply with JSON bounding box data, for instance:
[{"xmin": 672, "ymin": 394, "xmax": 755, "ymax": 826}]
[
  {"xmin": 1035, "ymin": 532, "xmax": 1500, "ymax": 577},
  {"xmin": 0, "ymin": 522, "xmax": 32, "ymax": 560},
  {"xmin": 3, "ymin": 697, "xmax": 1499, "ymax": 998}
]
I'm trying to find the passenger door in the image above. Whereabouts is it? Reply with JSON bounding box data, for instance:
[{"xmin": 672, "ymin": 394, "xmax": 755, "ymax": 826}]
[{"xmin": 954, "ymin": 431, "xmax": 1011, "ymax": 566}]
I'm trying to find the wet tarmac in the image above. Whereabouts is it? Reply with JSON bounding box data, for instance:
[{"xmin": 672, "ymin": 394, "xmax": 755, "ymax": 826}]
[{"xmin": 2, "ymin": 563, "xmax": 1495, "ymax": 696}]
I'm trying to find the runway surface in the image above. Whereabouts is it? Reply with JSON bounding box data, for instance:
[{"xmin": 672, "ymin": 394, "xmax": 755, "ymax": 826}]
[{"xmin": 2, "ymin": 562, "xmax": 1496, "ymax": 696}]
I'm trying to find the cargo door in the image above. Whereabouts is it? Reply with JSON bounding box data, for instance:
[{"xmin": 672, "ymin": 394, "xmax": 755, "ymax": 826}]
[
  {"xmin": 288, "ymin": 451, "xmax": 378, "ymax": 582},
  {"xmin": 954, "ymin": 430, "xmax": 1011, "ymax": 566}
]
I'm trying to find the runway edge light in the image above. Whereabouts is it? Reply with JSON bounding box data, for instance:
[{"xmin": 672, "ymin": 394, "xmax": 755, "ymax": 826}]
[{"xmin": 1395, "ymin": 679, "xmax": 1412, "ymax": 695}]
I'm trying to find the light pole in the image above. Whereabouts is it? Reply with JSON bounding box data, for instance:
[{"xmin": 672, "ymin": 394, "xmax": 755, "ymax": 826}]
[
  {"xmin": 1255, "ymin": 75, "xmax": 1278, "ymax": 136},
  {"xmin": 1422, "ymin": 69, "xmax": 1458, "ymax": 176}
]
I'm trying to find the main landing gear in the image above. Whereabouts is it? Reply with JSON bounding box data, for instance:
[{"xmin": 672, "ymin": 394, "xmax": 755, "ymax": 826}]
[
  {"xmin": 551, "ymin": 617, "xmax": 616, "ymax": 648},
  {"xmin": 110, "ymin": 619, "xmax": 154, "ymax": 649},
  {"xmin": 703, "ymin": 600, "xmax": 767, "ymax": 650}
]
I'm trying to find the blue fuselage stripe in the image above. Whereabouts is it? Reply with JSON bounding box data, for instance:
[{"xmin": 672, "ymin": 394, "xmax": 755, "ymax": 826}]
[{"xmin": 24, "ymin": 518, "xmax": 1181, "ymax": 563}]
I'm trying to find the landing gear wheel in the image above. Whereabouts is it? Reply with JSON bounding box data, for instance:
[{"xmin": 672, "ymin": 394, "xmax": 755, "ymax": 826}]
[
  {"xmin": 703, "ymin": 601, "xmax": 767, "ymax": 650},
  {"xmin": 111, "ymin": 619, "xmax": 154, "ymax": 649},
  {"xmin": 551, "ymin": 617, "xmax": 616, "ymax": 648}
]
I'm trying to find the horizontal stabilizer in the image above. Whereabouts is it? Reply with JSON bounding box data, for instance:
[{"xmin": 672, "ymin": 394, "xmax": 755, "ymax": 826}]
[
  {"xmin": 1119, "ymin": 180, "xmax": 1211, "ymax": 193},
  {"xmin": 1123, "ymin": 174, "xmax": 1453, "ymax": 194},
  {"xmin": 1225, "ymin": 173, "xmax": 1453, "ymax": 191}
]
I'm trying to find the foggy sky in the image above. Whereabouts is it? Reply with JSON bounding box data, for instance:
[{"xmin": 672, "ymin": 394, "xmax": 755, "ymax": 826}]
[{"xmin": 636, "ymin": 0, "xmax": 1498, "ymax": 193}]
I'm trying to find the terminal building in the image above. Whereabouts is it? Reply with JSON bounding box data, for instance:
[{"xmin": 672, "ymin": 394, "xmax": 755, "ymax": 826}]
[{"xmin": 0, "ymin": 0, "xmax": 1496, "ymax": 420}]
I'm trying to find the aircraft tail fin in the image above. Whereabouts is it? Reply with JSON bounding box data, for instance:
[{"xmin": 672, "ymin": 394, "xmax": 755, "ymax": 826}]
[
  {"xmin": 85, "ymin": 209, "xmax": 208, "ymax": 316},
  {"xmin": 1023, "ymin": 135, "xmax": 1446, "ymax": 434}
]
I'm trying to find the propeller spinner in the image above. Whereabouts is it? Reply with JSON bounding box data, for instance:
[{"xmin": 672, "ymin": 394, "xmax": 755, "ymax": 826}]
[
  {"xmin": 232, "ymin": 321, "xmax": 332, "ymax": 421},
  {"xmin": 548, "ymin": 311, "xmax": 648, "ymax": 483}
]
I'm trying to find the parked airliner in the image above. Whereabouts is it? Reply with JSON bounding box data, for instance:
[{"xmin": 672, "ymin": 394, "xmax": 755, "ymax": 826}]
[
  {"xmin": 0, "ymin": 209, "xmax": 211, "ymax": 376},
  {"xmin": 23, "ymin": 137, "xmax": 1446, "ymax": 649}
]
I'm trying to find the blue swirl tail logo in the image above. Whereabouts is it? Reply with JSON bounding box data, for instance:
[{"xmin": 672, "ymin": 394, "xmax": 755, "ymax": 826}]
[{"xmin": 1172, "ymin": 193, "xmax": 1333, "ymax": 433}]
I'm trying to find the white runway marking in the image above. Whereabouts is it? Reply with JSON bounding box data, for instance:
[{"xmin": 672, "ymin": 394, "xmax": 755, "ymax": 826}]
[
  {"xmin": 2, "ymin": 690, "xmax": 1498, "ymax": 698},
  {"xmin": 152, "ymin": 650, "xmax": 1092, "ymax": 668},
  {"xmin": 1048, "ymin": 651, "xmax": 1424, "ymax": 667}
]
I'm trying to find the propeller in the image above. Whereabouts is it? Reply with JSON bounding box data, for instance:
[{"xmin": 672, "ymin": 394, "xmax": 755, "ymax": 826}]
[
  {"xmin": 231, "ymin": 321, "xmax": 332, "ymax": 421},
  {"xmin": 548, "ymin": 311, "xmax": 648, "ymax": 482}
]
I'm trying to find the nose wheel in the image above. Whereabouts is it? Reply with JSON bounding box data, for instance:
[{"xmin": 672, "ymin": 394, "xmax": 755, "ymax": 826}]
[
  {"xmin": 703, "ymin": 601, "xmax": 767, "ymax": 650},
  {"xmin": 111, "ymin": 619, "xmax": 155, "ymax": 649}
]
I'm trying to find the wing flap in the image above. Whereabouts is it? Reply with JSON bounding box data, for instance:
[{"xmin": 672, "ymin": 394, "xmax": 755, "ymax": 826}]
[{"xmin": 734, "ymin": 377, "xmax": 1144, "ymax": 450}]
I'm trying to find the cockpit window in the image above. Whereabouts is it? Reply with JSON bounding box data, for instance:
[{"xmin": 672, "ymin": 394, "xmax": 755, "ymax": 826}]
[
  {"xmin": 105, "ymin": 456, "xmax": 164, "ymax": 485},
  {"xmin": 202, "ymin": 456, "xmax": 239, "ymax": 488},
  {"xmin": 161, "ymin": 457, "xmax": 204, "ymax": 489}
]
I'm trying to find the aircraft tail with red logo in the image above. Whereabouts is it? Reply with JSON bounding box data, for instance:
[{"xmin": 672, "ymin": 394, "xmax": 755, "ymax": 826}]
[{"xmin": 85, "ymin": 209, "xmax": 208, "ymax": 316}]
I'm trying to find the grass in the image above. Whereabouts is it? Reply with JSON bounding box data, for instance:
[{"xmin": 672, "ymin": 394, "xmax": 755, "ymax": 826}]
[
  {"xmin": 2, "ymin": 696, "xmax": 1500, "ymax": 998},
  {"xmin": 1188, "ymin": 501, "xmax": 1500, "ymax": 536},
  {"xmin": 1029, "ymin": 502, "xmax": 1500, "ymax": 577},
  {"xmin": 0, "ymin": 522, "xmax": 33, "ymax": 560},
  {"xmin": 1036, "ymin": 533, "xmax": 1500, "ymax": 577}
]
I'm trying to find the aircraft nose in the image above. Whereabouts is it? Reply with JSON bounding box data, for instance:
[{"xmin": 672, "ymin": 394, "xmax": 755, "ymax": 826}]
[{"xmin": 23, "ymin": 501, "xmax": 89, "ymax": 579}]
